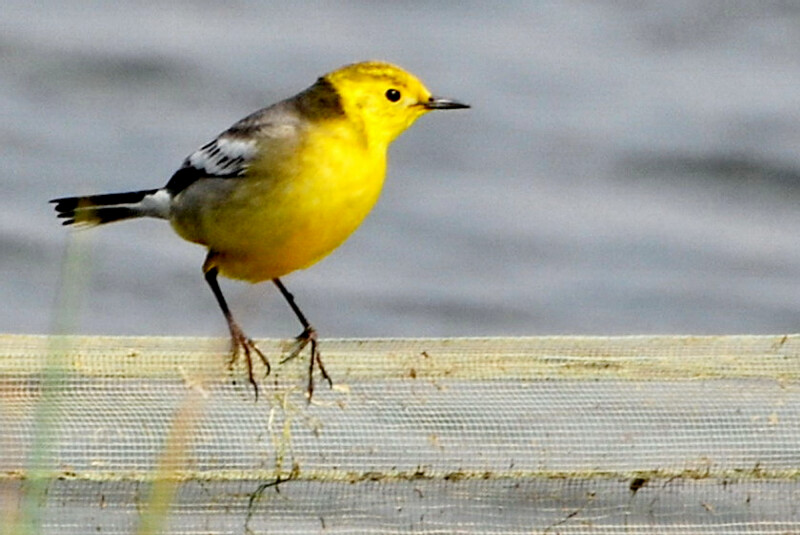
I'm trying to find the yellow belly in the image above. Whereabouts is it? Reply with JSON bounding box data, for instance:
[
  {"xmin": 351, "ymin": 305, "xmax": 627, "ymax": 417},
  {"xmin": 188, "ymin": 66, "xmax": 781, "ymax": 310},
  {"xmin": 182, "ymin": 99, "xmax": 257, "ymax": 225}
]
[{"xmin": 170, "ymin": 126, "xmax": 387, "ymax": 282}]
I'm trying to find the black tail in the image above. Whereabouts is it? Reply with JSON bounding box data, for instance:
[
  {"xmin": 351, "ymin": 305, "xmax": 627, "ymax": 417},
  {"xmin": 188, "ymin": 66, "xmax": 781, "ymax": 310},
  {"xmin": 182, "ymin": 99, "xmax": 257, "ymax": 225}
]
[{"xmin": 50, "ymin": 188, "xmax": 169, "ymax": 226}]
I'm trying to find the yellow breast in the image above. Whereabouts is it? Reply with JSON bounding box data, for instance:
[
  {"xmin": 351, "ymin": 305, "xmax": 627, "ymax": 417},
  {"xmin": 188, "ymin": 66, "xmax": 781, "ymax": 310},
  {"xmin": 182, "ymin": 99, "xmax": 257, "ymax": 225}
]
[{"xmin": 172, "ymin": 121, "xmax": 387, "ymax": 282}]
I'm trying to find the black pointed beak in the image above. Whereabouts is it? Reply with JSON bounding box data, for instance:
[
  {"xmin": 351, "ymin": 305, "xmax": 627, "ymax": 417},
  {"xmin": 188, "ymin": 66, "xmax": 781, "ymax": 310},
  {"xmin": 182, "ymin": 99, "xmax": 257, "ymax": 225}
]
[{"xmin": 424, "ymin": 96, "xmax": 470, "ymax": 110}]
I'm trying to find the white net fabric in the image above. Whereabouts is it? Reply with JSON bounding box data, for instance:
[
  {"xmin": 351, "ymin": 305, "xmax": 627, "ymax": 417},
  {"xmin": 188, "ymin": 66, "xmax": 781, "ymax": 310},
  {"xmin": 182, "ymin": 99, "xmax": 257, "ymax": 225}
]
[{"xmin": 1, "ymin": 334, "xmax": 799, "ymax": 533}]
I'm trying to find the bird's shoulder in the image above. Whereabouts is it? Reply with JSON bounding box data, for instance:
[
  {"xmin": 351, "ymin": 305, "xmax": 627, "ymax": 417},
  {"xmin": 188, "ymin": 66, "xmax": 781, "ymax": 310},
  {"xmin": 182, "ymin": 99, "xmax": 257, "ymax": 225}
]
[{"xmin": 165, "ymin": 101, "xmax": 304, "ymax": 195}]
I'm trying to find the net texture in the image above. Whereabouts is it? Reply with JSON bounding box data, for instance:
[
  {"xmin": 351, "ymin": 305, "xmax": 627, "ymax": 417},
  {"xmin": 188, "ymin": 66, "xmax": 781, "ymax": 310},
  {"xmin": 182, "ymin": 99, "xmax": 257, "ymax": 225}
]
[{"xmin": 1, "ymin": 334, "xmax": 799, "ymax": 534}]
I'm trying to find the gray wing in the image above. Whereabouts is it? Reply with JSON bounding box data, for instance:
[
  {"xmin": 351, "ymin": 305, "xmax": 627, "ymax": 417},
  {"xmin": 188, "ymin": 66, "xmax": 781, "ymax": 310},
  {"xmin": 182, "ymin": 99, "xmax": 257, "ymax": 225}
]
[{"xmin": 165, "ymin": 102, "xmax": 300, "ymax": 195}]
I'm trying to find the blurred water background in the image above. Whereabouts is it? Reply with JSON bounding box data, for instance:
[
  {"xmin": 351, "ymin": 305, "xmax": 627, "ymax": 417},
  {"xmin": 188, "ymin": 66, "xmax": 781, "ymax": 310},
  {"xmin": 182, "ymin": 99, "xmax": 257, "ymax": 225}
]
[{"xmin": 4, "ymin": 1, "xmax": 800, "ymax": 339}]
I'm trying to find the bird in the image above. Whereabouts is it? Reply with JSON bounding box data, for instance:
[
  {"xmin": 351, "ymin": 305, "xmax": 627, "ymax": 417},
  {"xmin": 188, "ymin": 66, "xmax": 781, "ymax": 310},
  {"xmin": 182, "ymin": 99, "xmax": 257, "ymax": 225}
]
[{"xmin": 50, "ymin": 60, "xmax": 469, "ymax": 400}]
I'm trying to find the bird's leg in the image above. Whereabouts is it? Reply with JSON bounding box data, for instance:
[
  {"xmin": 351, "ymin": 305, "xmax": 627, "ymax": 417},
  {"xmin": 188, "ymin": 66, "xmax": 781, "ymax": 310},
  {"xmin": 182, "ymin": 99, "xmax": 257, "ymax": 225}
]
[
  {"xmin": 273, "ymin": 278, "xmax": 332, "ymax": 399},
  {"xmin": 204, "ymin": 262, "xmax": 270, "ymax": 400}
]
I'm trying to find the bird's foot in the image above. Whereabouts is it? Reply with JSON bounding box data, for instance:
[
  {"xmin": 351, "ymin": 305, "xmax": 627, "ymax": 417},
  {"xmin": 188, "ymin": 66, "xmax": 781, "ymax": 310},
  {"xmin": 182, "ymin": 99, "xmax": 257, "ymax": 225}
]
[
  {"xmin": 281, "ymin": 326, "xmax": 332, "ymax": 400},
  {"xmin": 228, "ymin": 323, "xmax": 271, "ymax": 401}
]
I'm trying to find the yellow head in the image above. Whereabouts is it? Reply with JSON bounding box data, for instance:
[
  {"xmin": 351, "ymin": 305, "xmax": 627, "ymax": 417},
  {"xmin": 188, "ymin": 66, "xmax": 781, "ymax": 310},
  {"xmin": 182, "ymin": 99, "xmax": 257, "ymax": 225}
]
[{"xmin": 320, "ymin": 61, "xmax": 469, "ymax": 148}]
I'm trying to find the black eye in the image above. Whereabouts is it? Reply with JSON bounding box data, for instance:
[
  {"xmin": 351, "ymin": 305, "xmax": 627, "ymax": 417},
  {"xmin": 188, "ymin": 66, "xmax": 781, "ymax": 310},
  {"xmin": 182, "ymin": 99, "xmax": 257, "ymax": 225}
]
[{"xmin": 385, "ymin": 88, "xmax": 401, "ymax": 102}]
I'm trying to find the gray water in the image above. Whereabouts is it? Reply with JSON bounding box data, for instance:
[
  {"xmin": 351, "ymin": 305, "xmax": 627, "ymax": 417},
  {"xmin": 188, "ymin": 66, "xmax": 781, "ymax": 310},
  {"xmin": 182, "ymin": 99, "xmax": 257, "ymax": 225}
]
[{"xmin": 5, "ymin": 1, "xmax": 800, "ymax": 339}]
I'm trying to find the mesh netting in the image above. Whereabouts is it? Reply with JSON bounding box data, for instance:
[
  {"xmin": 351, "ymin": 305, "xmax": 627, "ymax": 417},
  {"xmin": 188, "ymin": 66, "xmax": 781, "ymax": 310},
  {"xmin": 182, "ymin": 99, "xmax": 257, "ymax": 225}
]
[{"xmin": 1, "ymin": 334, "xmax": 799, "ymax": 533}]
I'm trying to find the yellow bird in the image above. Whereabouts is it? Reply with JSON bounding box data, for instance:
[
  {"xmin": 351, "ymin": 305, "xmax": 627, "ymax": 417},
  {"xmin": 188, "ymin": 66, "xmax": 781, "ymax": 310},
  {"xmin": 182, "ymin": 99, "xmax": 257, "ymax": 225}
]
[{"xmin": 51, "ymin": 61, "xmax": 469, "ymax": 398}]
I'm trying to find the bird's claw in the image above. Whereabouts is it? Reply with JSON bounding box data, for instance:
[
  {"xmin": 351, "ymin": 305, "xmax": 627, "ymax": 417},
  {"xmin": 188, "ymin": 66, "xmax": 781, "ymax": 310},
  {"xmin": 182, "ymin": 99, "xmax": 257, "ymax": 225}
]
[
  {"xmin": 280, "ymin": 326, "xmax": 332, "ymax": 400},
  {"xmin": 229, "ymin": 323, "xmax": 271, "ymax": 400},
  {"xmin": 280, "ymin": 326, "xmax": 315, "ymax": 364}
]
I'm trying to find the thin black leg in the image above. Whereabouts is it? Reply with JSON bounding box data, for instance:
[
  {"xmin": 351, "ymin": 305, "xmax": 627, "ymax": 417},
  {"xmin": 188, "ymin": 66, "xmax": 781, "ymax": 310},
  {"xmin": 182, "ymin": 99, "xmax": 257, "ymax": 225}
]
[
  {"xmin": 204, "ymin": 264, "xmax": 270, "ymax": 399},
  {"xmin": 272, "ymin": 278, "xmax": 332, "ymax": 399},
  {"xmin": 205, "ymin": 266, "xmax": 235, "ymax": 330}
]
